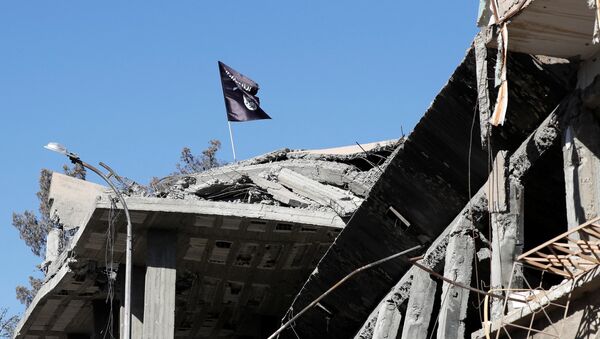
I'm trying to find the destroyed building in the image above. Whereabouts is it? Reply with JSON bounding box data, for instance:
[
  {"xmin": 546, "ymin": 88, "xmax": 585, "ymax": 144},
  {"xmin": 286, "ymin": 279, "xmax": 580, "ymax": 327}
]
[
  {"xmin": 12, "ymin": 141, "xmax": 399, "ymax": 338},
  {"xmin": 12, "ymin": 0, "xmax": 600, "ymax": 338},
  {"xmin": 283, "ymin": 1, "xmax": 600, "ymax": 339}
]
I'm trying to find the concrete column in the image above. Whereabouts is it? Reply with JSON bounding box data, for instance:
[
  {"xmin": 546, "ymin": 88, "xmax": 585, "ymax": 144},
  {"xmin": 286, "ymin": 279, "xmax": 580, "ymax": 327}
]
[
  {"xmin": 372, "ymin": 299, "xmax": 402, "ymax": 339},
  {"xmin": 487, "ymin": 149, "xmax": 525, "ymax": 317},
  {"xmin": 563, "ymin": 108, "xmax": 600, "ymax": 238},
  {"xmin": 401, "ymin": 267, "xmax": 437, "ymax": 339},
  {"xmin": 143, "ymin": 230, "xmax": 177, "ymax": 339},
  {"xmin": 490, "ymin": 179, "xmax": 524, "ymax": 317},
  {"xmin": 436, "ymin": 225, "xmax": 474, "ymax": 339},
  {"xmin": 119, "ymin": 265, "xmax": 145, "ymax": 339}
]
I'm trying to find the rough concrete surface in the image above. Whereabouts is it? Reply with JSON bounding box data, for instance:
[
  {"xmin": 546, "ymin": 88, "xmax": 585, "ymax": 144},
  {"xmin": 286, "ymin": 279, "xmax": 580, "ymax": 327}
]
[
  {"xmin": 400, "ymin": 268, "xmax": 437, "ymax": 339},
  {"xmin": 436, "ymin": 226, "xmax": 475, "ymax": 339}
]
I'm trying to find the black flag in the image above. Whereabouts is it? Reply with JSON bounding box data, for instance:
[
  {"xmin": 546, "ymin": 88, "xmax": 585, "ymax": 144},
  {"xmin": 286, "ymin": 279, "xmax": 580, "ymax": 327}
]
[{"xmin": 218, "ymin": 61, "xmax": 271, "ymax": 122}]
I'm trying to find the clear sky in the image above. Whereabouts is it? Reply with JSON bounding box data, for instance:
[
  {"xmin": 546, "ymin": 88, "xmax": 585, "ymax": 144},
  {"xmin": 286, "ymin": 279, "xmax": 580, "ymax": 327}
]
[{"xmin": 0, "ymin": 1, "xmax": 478, "ymax": 317}]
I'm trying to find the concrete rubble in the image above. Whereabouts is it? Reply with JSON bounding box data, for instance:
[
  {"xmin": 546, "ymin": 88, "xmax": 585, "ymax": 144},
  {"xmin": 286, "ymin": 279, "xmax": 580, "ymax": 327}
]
[
  {"xmin": 153, "ymin": 141, "xmax": 396, "ymax": 206},
  {"xmin": 13, "ymin": 1, "xmax": 600, "ymax": 338}
]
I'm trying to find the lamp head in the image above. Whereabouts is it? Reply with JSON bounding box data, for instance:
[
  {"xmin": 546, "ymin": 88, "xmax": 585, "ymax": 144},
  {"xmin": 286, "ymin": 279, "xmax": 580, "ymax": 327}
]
[
  {"xmin": 44, "ymin": 142, "xmax": 68, "ymax": 155},
  {"xmin": 44, "ymin": 142, "xmax": 80, "ymax": 161}
]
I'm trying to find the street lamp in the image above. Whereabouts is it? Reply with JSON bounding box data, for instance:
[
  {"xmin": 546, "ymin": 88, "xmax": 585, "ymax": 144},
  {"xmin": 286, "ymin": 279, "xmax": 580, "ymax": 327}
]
[{"xmin": 45, "ymin": 142, "xmax": 133, "ymax": 339}]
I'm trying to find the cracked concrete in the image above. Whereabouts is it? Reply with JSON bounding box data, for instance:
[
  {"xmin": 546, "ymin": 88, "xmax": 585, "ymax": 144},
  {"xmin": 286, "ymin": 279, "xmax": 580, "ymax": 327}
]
[
  {"xmin": 150, "ymin": 143, "xmax": 398, "ymax": 221},
  {"xmin": 355, "ymin": 101, "xmax": 566, "ymax": 339}
]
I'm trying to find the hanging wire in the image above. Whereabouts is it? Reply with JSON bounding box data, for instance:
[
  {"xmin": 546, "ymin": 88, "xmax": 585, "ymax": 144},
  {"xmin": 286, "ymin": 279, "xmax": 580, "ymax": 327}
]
[
  {"xmin": 103, "ymin": 197, "xmax": 119, "ymax": 339},
  {"xmin": 287, "ymin": 307, "xmax": 302, "ymax": 339}
]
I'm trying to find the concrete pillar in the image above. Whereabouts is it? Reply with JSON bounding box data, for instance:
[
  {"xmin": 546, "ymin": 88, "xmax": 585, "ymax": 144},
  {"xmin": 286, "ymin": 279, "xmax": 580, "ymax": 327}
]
[
  {"xmin": 401, "ymin": 267, "xmax": 437, "ymax": 339},
  {"xmin": 563, "ymin": 108, "xmax": 600, "ymax": 238},
  {"xmin": 119, "ymin": 265, "xmax": 145, "ymax": 339},
  {"xmin": 487, "ymin": 150, "xmax": 525, "ymax": 317},
  {"xmin": 436, "ymin": 225, "xmax": 474, "ymax": 339},
  {"xmin": 490, "ymin": 179, "xmax": 525, "ymax": 317},
  {"xmin": 143, "ymin": 230, "xmax": 177, "ymax": 339},
  {"xmin": 372, "ymin": 299, "xmax": 402, "ymax": 339}
]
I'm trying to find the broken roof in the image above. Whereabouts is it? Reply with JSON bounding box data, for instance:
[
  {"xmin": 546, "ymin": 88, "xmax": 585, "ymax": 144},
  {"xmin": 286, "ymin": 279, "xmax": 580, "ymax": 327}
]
[{"xmin": 141, "ymin": 141, "xmax": 399, "ymax": 223}]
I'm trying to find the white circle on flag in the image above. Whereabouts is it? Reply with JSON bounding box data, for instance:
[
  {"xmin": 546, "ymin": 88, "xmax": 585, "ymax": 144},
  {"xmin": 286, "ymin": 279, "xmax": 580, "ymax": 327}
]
[{"xmin": 243, "ymin": 94, "xmax": 258, "ymax": 111}]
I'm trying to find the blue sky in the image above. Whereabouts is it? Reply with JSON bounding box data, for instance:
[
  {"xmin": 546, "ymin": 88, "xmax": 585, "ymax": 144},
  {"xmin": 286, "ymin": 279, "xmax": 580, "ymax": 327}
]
[{"xmin": 0, "ymin": 1, "xmax": 477, "ymax": 316}]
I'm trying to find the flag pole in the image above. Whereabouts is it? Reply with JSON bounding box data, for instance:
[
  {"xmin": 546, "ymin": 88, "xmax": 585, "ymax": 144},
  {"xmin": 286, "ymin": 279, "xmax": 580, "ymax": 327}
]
[{"xmin": 227, "ymin": 121, "xmax": 237, "ymax": 162}]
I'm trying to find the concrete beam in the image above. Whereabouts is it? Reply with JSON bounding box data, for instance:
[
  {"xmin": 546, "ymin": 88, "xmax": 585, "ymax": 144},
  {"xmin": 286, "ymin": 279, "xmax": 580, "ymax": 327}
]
[
  {"xmin": 436, "ymin": 223, "xmax": 475, "ymax": 339},
  {"xmin": 356, "ymin": 107, "xmax": 563, "ymax": 337},
  {"xmin": 91, "ymin": 197, "xmax": 346, "ymax": 229},
  {"xmin": 275, "ymin": 168, "xmax": 361, "ymax": 217},
  {"xmin": 400, "ymin": 268, "xmax": 437, "ymax": 339},
  {"xmin": 507, "ymin": 105, "xmax": 561, "ymax": 181},
  {"xmin": 287, "ymin": 140, "xmax": 397, "ymax": 157},
  {"xmin": 143, "ymin": 230, "xmax": 177, "ymax": 339},
  {"xmin": 183, "ymin": 159, "xmax": 372, "ymax": 197},
  {"xmin": 372, "ymin": 300, "xmax": 402, "ymax": 339},
  {"xmin": 248, "ymin": 174, "xmax": 312, "ymax": 207}
]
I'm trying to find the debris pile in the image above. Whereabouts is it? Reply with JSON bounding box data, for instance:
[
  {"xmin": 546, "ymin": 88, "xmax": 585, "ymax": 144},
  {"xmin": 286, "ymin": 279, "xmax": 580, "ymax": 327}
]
[{"xmin": 151, "ymin": 141, "xmax": 400, "ymax": 218}]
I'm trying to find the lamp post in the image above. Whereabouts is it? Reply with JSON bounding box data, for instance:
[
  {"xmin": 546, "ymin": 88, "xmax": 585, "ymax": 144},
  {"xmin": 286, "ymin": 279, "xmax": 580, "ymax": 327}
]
[{"xmin": 45, "ymin": 142, "xmax": 133, "ymax": 339}]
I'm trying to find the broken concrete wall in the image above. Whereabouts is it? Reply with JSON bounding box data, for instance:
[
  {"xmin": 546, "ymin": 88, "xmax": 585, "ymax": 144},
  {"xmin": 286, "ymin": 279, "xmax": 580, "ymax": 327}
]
[{"xmin": 48, "ymin": 172, "xmax": 109, "ymax": 230}]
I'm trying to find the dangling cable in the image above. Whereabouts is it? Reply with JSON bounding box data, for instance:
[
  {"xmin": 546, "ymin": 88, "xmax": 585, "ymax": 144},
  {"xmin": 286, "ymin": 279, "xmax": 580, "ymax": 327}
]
[{"xmin": 103, "ymin": 197, "xmax": 119, "ymax": 339}]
